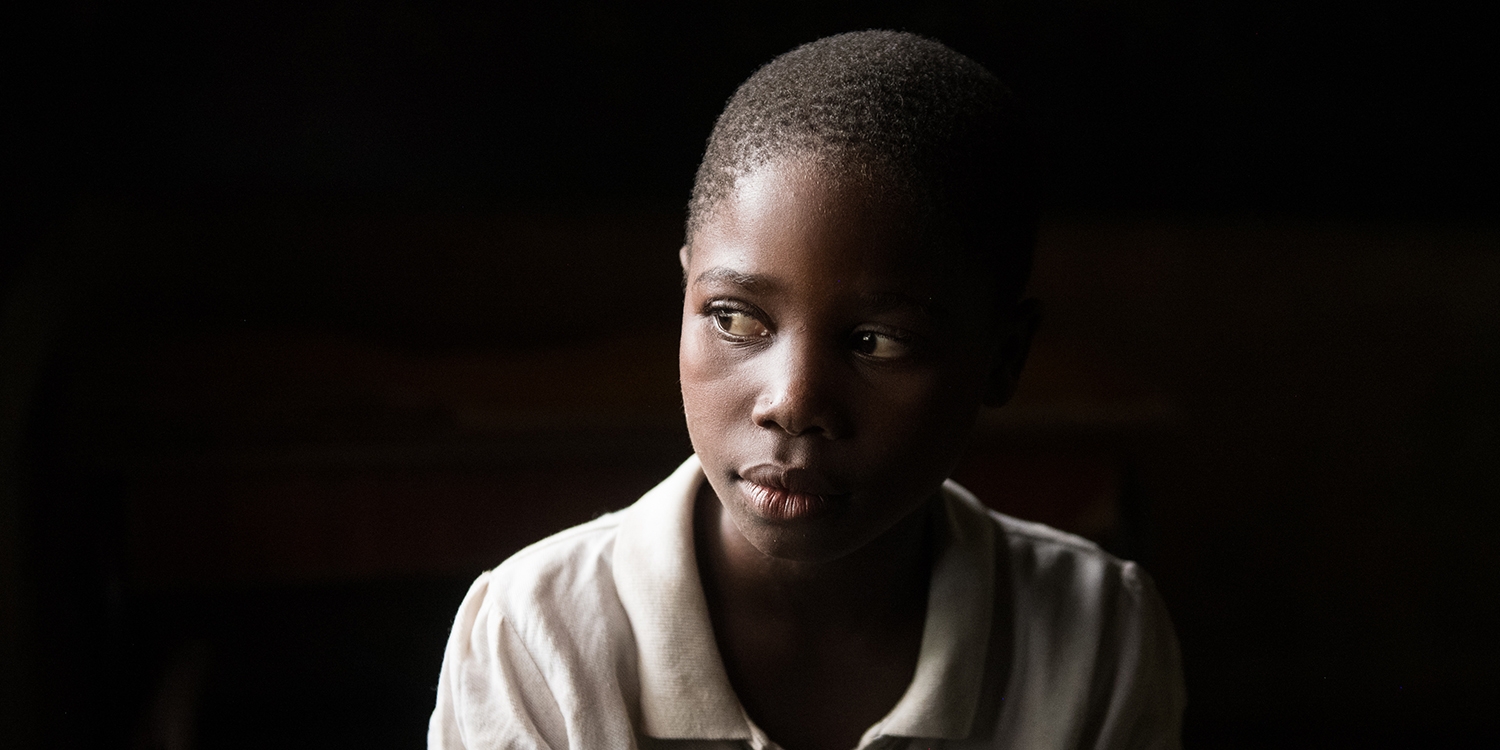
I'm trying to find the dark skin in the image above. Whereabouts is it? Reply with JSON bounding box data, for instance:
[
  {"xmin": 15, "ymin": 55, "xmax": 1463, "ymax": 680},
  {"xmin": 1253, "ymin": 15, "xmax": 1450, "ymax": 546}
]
[{"xmin": 679, "ymin": 158, "xmax": 1038, "ymax": 750}]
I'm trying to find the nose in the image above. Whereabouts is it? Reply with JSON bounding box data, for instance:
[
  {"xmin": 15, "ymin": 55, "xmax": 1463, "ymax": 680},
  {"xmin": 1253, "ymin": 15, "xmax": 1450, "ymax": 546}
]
[{"xmin": 751, "ymin": 335, "xmax": 849, "ymax": 438}]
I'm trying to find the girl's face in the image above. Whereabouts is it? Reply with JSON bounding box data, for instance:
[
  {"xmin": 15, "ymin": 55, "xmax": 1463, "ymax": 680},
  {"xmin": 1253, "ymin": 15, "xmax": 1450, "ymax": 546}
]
[{"xmin": 680, "ymin": 158, "xmax": 1029, "ymax": 563}]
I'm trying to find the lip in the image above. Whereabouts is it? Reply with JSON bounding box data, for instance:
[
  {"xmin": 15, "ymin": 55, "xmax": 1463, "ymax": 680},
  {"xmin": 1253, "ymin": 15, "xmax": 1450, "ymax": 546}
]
[{"xmin": 736, "ymin": 464, "xmax": 848, "ymax": 522}]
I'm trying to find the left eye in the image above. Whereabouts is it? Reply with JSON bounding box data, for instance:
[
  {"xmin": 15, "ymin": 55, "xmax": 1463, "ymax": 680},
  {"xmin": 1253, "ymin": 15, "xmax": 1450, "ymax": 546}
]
[{"xmin": 853, "ymin": 331, "xmax": 910, "ymax": 359}]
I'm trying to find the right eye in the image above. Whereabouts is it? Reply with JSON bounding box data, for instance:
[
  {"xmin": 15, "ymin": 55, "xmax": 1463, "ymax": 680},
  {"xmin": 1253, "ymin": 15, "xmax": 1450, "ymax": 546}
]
[{"xmin": 711, "ymin": 309, "xmax": 769, "ymax": 339}]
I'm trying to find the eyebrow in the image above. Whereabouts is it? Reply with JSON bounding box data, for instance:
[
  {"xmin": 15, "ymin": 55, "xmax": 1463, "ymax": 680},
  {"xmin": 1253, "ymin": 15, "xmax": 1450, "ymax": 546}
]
[{"xmin": 691, "ymin": 266, "xmax": 782, "ymax": 293}]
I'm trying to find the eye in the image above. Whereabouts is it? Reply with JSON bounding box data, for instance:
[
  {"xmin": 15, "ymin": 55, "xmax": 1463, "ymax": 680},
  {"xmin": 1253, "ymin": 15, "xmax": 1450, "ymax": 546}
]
[
  {"xmin": 852, "ymin": 330, "xmax": 913, "ymax": 360},
  {"xmin": 712, "ymin": 309, "xmax": 769, "ymax": 339}
]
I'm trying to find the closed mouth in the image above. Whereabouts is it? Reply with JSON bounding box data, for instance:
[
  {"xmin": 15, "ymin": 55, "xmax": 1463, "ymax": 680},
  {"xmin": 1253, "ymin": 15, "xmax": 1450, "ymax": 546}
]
[
  {"xmin": 741, "ymin": 481, "xmax": 840, "ymax": 521},
  {"xmin": 735, "ymin": 465, "xmax": 848, "ymax": 522}
]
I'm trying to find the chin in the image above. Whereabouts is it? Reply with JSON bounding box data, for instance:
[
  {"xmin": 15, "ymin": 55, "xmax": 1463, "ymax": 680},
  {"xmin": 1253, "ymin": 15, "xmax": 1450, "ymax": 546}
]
[{"xmin": 738, "ymin": 521, "xmax": 865, "ymax": 565}]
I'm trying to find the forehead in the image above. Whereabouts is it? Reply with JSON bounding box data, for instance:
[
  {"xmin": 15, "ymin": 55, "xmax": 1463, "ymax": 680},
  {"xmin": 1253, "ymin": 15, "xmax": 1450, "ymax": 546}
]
[
  {"xmin": 690, "ymin": 159, "xmax": 986, "ymax": 300},
  {"xmin": 687, "ymin": 160, "xmax": 1003, "ymax": 323}
]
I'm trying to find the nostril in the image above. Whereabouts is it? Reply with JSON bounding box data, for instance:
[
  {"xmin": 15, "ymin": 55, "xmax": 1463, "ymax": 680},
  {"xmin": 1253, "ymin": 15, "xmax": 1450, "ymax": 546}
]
[
  {"xmin": 781, "ymin": 421, "xmax": 824, "ymax": 438},
  {"xmin": 753, "ymin": 396, "xmax": 831, "ymax": 438}
]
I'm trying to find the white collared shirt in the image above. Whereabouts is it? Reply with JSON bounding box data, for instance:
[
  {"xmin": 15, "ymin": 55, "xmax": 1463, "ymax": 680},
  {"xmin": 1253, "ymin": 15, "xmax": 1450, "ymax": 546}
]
[{"xmin": 429, "ymin": 456, "xmax": 1185, "ymax": 749}]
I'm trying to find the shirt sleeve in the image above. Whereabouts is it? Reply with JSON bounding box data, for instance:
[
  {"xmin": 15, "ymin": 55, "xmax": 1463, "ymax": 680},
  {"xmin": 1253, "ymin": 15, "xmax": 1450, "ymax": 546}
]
[
  {"xmin": 1091, "ymin": 562, "xmax": 1187, "ymax": 750},
  {"xmin": 428, "ymin": 572, "xmax": 571, "ymax": 750}
]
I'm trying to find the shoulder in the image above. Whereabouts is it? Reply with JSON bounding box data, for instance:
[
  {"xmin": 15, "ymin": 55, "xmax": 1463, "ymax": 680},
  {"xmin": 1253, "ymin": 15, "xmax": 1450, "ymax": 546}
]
[
  {"xmin": 442, "ymin": 509, "xmax": 643, "ymax": 692},
  {"xmin": 943, "ymin": 485, "xmax": 1185, "ymax": 747},
  {"xmin": 431, "ymin": 512, "xmax": 643, "ymax": 748},
  {"xmin": 996, "ymin": 514, "xmax": 1186, "ymax": 747},
  {"xmin": 484, "ymin": 511, "xmax": 625, "ymax": 605},
  {"xmin": 996, "ymin": 513, "xmax": 1144, "ymax": 585},
  {"xmin": 996, "ymin": 508, "xmax": 1179, "ymax": 691},
  {"xmin": 462, "ymin": 510, "xmax": 634, "ymax": 656},
  {"xmin": 944, "ymin": 480, "xmax": 1174, "ymax": 668},
  {"xmin": 943, "ymin": 481, "xmax": 1149, "ymax": 601}
]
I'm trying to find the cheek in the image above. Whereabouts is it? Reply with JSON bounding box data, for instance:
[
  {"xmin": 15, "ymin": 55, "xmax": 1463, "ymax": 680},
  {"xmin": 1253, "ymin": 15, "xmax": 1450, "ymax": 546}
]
[
  {"xmin": 678, "ymin": 320, "xmax": 753, "ymax": 435},
  {"xmin": 861, "ymin": 365, "xmax": 987, "ymax": 459},
  {"xmin": 871, "ymin": 352, "xmax": 988, "ymax": 413}
]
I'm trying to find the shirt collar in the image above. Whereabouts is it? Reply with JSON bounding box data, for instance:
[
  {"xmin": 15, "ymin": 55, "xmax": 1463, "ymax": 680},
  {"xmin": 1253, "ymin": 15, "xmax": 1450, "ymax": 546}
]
[
  {"xmin": 612, "ymin": 455, "xmax": 997, "ymax": 744},
  {"xmin": 868, "ymin": 478, "xmax": 997, "ymax": 742}
]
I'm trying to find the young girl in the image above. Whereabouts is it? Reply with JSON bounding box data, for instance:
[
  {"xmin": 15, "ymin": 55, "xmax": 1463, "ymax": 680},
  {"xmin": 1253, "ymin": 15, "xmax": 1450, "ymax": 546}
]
[{"xmin": 430, "ymin": 31, "xmax": 1184, "ymax": 750}]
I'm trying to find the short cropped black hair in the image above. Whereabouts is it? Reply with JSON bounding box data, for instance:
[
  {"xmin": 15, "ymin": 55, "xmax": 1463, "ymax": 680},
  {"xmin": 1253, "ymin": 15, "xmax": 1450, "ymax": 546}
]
[{"xmin": 687, "ymin": 30, "xmax": 1039, "ymax": 303}]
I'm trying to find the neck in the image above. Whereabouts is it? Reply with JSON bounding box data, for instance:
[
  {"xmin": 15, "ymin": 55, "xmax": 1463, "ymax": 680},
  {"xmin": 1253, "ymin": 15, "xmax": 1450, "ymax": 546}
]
[{"xmin": 693, "ymin": 481, "xmax": 937, "ymax": 631}]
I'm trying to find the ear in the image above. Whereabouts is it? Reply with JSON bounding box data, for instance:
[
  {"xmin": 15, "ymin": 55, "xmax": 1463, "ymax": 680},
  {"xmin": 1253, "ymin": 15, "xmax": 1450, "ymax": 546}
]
[
  {"xmin": 678, "ymin": 244, "xmax": 691, "ymax": 272},
  {"xmin": 982, "ymin": 298, "xmax": 1042, "ymax": 408}
]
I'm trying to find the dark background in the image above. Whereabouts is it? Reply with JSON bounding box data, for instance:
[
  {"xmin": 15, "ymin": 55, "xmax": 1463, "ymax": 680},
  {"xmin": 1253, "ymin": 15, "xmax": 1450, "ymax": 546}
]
[{"xmin": 4, "ymin": 1, "xmax": 1498, "ymax": 748}]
